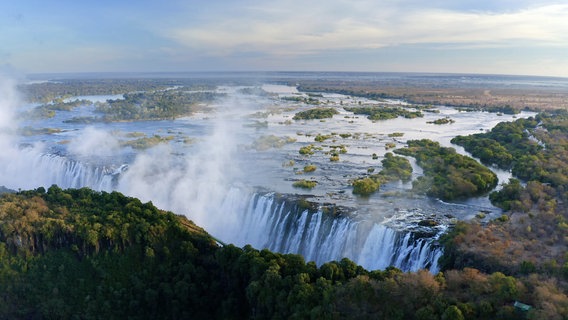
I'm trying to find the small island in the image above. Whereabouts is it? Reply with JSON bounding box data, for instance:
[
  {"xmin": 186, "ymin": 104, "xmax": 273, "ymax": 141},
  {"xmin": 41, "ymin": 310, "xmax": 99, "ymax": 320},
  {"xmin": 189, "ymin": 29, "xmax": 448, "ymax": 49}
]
[
  {"xmin": 292, "ymin": 107, "xmax": 339, "ymax": 120},
  {"xmin": 395, "ymin": 139, "xmax": 497, "ymax": 200}
]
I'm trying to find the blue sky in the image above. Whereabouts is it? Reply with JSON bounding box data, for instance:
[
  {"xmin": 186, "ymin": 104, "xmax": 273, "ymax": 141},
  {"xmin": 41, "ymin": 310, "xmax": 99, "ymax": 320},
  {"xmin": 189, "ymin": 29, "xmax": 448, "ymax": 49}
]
[{"xmin": 1, "ymin": 0, "xmax": 567, "ymax": 77}]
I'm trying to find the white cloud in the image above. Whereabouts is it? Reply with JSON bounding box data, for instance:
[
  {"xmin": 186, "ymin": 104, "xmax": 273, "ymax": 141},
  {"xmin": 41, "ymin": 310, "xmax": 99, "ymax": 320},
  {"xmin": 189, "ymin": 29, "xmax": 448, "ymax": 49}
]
[
  {"xmin": 166, "ymin": 3, "xmax": 568, "ymax": 56},
  {"xmin": 5, "ymin": 0, "xmax": 566, "ymax": 76}
]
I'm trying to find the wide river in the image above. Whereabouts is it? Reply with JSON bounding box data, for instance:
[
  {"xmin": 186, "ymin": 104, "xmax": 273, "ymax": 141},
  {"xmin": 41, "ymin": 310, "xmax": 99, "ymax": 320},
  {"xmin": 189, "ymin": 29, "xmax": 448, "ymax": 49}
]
[{"xmin": 8, "ymin": 83, "xmax": 535, "ymax": 238}]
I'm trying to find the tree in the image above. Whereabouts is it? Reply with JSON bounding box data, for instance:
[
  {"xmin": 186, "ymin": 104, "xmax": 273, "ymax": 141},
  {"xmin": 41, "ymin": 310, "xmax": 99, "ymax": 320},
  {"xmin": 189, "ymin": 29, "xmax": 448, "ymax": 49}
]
[{"xmin": 442, "ymin": 305, "xmax": 464, "ymax": 320}]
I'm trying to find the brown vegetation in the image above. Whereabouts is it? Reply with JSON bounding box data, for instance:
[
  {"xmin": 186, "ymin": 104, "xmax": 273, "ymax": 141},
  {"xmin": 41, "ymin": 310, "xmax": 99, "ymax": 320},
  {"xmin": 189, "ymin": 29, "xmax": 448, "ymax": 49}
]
[{"xmin": 297, "ymin": 79, "xmax": 568, "ymax": 111}]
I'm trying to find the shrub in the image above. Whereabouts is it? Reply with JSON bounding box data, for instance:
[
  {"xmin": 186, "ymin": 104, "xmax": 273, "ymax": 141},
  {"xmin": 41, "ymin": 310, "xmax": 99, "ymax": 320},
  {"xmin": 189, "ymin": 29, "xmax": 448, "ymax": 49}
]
[
  {"xmin": 293, "ymin": 179, "xmax": 317, "ymax": 189},
  {"xmin": 315, "ymin": 134, "xmax": 332, "ymax": 142},
  {"xmin": 299, "ymin": 145, "xmax": 315, "ymax": 155},
  {"xmin": 352, "ymin": 178, "xmax": 380, "ymax": 195},
  {"xmin": 385, "ymin": 142, "xmax": 396, "ymax": 150},
  {"xmin": 303, "ymin": 165, "xmax": 317, "ymax": 173}
]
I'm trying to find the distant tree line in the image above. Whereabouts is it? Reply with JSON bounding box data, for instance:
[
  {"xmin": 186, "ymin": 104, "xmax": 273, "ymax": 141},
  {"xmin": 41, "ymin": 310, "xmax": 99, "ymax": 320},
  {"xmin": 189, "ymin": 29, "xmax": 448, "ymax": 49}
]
[{"xmin": 20, "ymin": 79, "xmax": 217, "ymax": 103}]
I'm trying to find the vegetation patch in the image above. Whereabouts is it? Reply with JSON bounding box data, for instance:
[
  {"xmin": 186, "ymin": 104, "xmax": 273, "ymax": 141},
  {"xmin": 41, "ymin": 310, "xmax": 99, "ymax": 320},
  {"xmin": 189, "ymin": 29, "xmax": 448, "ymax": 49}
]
[
  {"xmin": 244, "ymin": 120, "xmax": 268, "ymax": 128},
  {"xmin": 19, "ymin": 127, "xmax": 63, "ymax": 136},
  {"xmin": 303, "ymin": 165, "xmax": 317, "ymax": 173},
  {"xmin": 379, "ymin": 152, "xmax": 413, "ymax": 181},
  {"xmin": 439, "ymin": 112, "xmax": 568, "ymax": 293},
  {"xmin": 121, "ymin": 135, "xmax": 174, "ymax": 149},
  {"xmin": 282, "ymin": 95, "xmax": 320, "ymax": 105},
  {"xmin": 395, "ymin": 139, "xmax": 497, "ymax": 200},
  {"xmin": 344, "ymin": 106, "xmax": 423, "ymax": 120},
  {"xmin": 427, "ymin": 116, "xmax": 455, "ymax": 125},
  {"xmin": 352, "ymin": 177, "xmax": 380, "ymax": 195},
  {"xmin": 252, "ymin": 135, "xmax": 297, "ymax": 151},
  {"xmin": 292, "ymin": 179, "xmax": 317, "ymax": 189},
  {"xmin": 329, "ymin": 145, "xmax": 347, "ymax": 154},
  {"xmin": 352, "ymin": 153, "xmax": 413, "ymax": 196},
  {"xmin": 22, "ymin": 99, "xmax": 93, "ymax": 119},
  {"xmin": 96, "ymin": 89, "xmax": 222, "ymax": 121},
  {"xmin": 452, "ymin": 116, "xmax": 568, "ymax": 187},
  {"xmin": 293, "ymin": 107, "xmax": 339, "ymax": 120},
  {"xmin": 299, "ymin": 144, "xmax": 316, "ymax": 155},
  {"xmin": 314, "ymin": 134, "xmax": 333, "ymax": 142}
]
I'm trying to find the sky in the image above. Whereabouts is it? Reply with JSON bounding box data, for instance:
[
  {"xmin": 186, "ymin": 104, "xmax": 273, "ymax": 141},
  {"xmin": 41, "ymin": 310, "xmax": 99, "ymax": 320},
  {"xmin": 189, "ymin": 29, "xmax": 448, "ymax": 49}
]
[{"xmin": 1, "ymin": 0, "xmax": 567, "ymax": 77}]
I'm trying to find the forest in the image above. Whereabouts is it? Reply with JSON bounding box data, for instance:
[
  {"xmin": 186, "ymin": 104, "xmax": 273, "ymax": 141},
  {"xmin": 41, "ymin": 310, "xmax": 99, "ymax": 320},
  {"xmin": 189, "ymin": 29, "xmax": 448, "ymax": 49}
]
[
  {"xmin": 292, "ymin": 107, "xmax": 339, "ymax": 120},
  {"xmin": 343, "ymin": 106, "xmax": 423, "ymax": 120},
  {"xmin": 21, "ymin": 80, "xmax": 224, "ymax": 123},
  {"xmin": 394, "ymin": 139, "xmax": 498, "ymax": 200},
  {"xmin": 1, "ymin": 186, "xmax": 566, "ymax": 319},
  {"xmin": 20, "ymin": 78, "xmax": 217, "ymax": 103},
  {"xmin": 442, "ymin": 112, "xmax": 568, "ymax": 279},
  {"xmin": 97, "ymin": 90, "xmax": 221, "ymax": 121},
  {"xmin": 3, "ymin": 79, "xmax": 568, "ymax": 318}
]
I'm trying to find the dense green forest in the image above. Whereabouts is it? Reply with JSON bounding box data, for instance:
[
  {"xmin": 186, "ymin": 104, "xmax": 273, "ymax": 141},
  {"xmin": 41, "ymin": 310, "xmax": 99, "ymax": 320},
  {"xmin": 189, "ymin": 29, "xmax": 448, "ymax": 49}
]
[
  {"xmin": 95, "ymin": 90, "xmax": 222, "ymax": 121},
  {"xmin": 452, "ymin": 114, "xmax": 568, "ymax": 186},
  {"xmin": 1, "ymin": 186, "xmax": 567, "ymax": 319},
  {"xmin": 394, "ymin": 139, "xmax": 498, "ymax": 200},
  {"xmin": 442, "ymin": 112, "xmax": 568, "ymax": 282},
  {"xmin": 292, "ymin": 107, "xmax": 338, "ymax": 120},
  {"xmin": 344, "ymin": 106, "xmax": 423, "ymax": 120}
]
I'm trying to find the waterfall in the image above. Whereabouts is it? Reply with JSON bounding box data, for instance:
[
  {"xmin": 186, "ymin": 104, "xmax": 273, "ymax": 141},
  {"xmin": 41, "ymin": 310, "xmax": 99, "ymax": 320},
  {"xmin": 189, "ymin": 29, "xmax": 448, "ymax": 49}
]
[
  {"xmin": 215, "ymin": 187, "xmax": 443, "ymax": 273},
  {"xmin": 3, "ymin": 150, "xmax": 443, "ymax": 273},
  {"xmin": 2, "ymin": 148, "xmax": 122, "ymax": 191}
]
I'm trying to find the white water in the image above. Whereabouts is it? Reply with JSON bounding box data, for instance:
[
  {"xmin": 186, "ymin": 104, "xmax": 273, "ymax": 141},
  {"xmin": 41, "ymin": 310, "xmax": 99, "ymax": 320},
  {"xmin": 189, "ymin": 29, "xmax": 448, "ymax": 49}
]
[
  {"xmin": 216, "ymin": 187, "xmax": 443, "ymax": 272},
  {"xmin": 1, "ymin": 148, "xmax": 443, "ymax": 272},
  {"xmin": 2, "ymin": 76, "xmax": 536, "ymax": 273}
]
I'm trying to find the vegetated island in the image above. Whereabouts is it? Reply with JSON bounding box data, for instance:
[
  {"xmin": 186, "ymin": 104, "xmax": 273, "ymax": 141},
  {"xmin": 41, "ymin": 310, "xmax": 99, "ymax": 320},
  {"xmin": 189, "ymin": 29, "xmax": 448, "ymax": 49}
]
[
  {"xmin": 65, "ymin": 89, "xmax": 223, "ymax": 123},
  {"xmin": 344, "ymin": 106, "xmax": 423, "ymax": 120},
  {"xmin": 352, "ymin": 152, "xmax": 412, "ymax": 195},
  {"xmin": 394, "ymin": 139, "xmax": 498, "ymax": 200},
  {"xmin": 20, "ymin": 78, "xmax": 217, "ymax": 103},
  {"xmin": 1, "ymin": 185, "xmax": 565, "ymax": 319},
  {"xmin": 292, "ymin": 107, "xmax": 339, "ymax": 120},
  {"xmin": 21, "ymin": 99, "xmax": 95, "ymax": 120},
  {"xmin": 20, "ymin": 79, "xmax": 225, "ymax": 122}
]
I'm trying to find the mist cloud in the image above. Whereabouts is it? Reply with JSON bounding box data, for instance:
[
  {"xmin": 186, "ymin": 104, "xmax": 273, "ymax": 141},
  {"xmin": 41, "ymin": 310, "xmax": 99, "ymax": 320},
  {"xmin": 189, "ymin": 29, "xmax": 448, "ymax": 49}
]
[
  {"xmin": 67, "ymin": 126, "xmax": 121, "ymax": 160},
  {"xmin": 117, "ymin": 95, "xmax": 246, "ymax": 231},
  {"xmin": 0, "ymin": 76, "xmax": 19, "ymax": 135}
]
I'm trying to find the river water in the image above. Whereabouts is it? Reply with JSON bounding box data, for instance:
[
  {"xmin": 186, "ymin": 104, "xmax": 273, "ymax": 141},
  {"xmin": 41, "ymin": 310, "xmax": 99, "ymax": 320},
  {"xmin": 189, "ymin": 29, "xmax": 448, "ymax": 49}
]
[{"xmin": 2, "ymin": 77, "xmax": 538, "ymax": 271}]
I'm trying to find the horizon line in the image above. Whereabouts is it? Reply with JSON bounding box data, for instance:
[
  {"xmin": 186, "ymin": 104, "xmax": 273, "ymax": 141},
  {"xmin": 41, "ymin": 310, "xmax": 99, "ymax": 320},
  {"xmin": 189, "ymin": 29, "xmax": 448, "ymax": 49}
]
[{"xmin": 24, "ymin": 70, "xmax": 568, "ymax": 80}]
